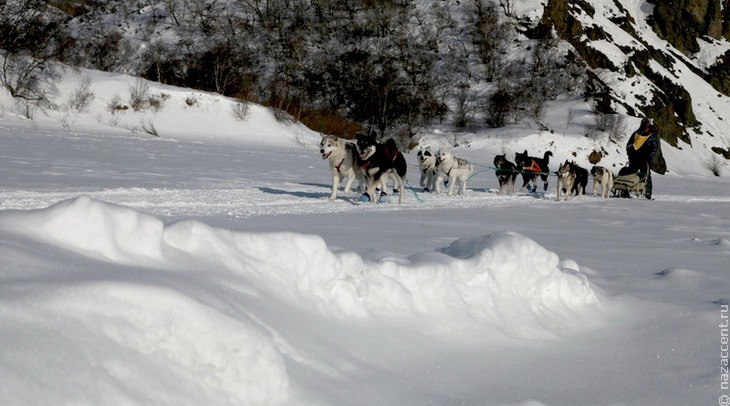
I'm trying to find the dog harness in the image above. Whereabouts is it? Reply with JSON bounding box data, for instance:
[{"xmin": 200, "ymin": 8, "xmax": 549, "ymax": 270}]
[
  {"xmin": 385, "ymin": 147, "xmax": 400, "ymax": 162},
  {"xmin": 336, "ymin": 147, "xmax": 357, "ymax": 173},
  {"xmin": 442, "ymin": 158, "xmax": 470, "ymax": 177},
  {"xmin": 523, "ymin": 159, "xmax": 542, "ymax": 173},
  {"xmin": 361, "ymin": 146, "xmax": 400, "ymax": 171}
]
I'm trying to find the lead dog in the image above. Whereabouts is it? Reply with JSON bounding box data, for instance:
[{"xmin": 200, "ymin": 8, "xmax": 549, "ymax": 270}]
[
  {"xmin": 417, "ymin": 146, "xmax": 438, "ymax": 192},
  {"xmin": 515, "ymin": 150, "xmax": 553, "ymax": 193},
  {"xmin": 356, "ymin": 132, "xmax": 407, "ymax": 204},
  {"xmin": 494, "ymin": 154, "xmax": 518, "ymax": 195},
  {"xmin": 320, "ymin": 134, "xmax": 364, "ymax": 201},
  {"xmin": 591, "ymin": 165, "xmax": 614, "ymax": 198},
  {"xmin": 434, "ymin": 148, "xmax": 472, "ymax": 196}
]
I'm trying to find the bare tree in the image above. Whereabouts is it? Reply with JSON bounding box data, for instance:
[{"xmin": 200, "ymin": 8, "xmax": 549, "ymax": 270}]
[
  {"xmin": 0, "ymin": 0, "xmax": 72, "ymax": 104},
  {"xmin": 499, "ymin": 0, "xmax": 517, "ymax": 17},
  {"xmin": 469, "ymin": 0, "xmax": 511, "ymax": 82}
]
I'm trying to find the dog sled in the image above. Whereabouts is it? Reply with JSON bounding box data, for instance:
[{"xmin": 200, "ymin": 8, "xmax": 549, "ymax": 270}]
[{"xmin": 611, "ymin": 165, "xmax": 649, "ymax": 198}]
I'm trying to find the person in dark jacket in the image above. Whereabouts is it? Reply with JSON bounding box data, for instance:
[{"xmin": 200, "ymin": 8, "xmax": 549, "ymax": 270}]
[{"xmin": 625, "ymin": 117, "xmax": 659, "ymax": 199}]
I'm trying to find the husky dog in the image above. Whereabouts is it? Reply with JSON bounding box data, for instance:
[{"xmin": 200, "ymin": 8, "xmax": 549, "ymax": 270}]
[
  {"xmin": 417, "ymin": 146, "xmax": 438, "ymax": 192},
  {"xmin": 319, "ymin": 134, "xmax": 364, "ymax": 201},
  {"xmin": 356, "ymin": 132, "xmax": 407, "ymax": 204},
  {"xmin": 434, "ymin": 148, "xmax": 473, "ymax": 196},
  {"xmin": 591, "ymin": 165, "xmax": 614, "ymax": 198},
  {"xmin": 570, "ymin": 161, "xmax": 589, "ymax": 197},
  {"xmin": 556, "ymin": 160, "xmax": 576, "ymax": 201},
  {"xmin": 493, "ymin": 154, "xmax": 518, "ymax": 195},
  {"xmin": 514, "ymin": 150, "xmax": 553, "ymax": 193},
  {"xmin": 556, "ymin": 160, "xmax": 588, "ymax": 201}
]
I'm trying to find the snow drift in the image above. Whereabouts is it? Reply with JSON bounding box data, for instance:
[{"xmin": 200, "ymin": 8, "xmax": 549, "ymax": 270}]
[{"xmin": 0, "ymin": 196, "xmax": 603, "ymax": 404}]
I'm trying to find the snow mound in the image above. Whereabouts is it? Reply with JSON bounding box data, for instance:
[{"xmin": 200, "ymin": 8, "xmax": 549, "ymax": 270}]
[
  {"xmin": 0, "ymin": 196, "xmax": 602, "ymax": 341},
  {"xmin": 0, "ymin": 195, "xmax": 166, "ymax": 263},
  {"xmin": 654, "ymin": 267, "xmax": 703, "ymax": 279},
  {"xmin": 713, "ymin": 238, "xmax": 730, "ymax": 249},
  {"xmin": 0, "ymin": 283, "xmax": 288, "ymax": 405}
]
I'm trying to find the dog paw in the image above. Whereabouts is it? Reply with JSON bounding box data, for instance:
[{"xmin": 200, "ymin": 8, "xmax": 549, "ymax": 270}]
[{"xmin": 360, "ymin": 193, "xmax": 371, "ymax": 202}]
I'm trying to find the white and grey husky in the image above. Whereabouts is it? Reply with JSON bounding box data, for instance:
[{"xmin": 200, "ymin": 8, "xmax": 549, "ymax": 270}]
[
  {"xmin": 434, "ymin": 149, "xmax": 473, "ymax": 196},
  {"xmin": 319, "ymin": 134, "xmax": 364, "ymax": 201}
]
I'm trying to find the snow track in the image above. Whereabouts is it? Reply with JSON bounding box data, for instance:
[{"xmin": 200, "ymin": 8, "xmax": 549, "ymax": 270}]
[{"xmin": 2, "ymin": 182, "xmax": 728, "ymax": 219}]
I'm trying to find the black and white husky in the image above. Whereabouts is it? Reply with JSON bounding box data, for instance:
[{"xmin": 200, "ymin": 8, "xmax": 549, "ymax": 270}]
[
  {"xmin": 417, "ymin": 146, "xmax": 438, "ymax": 192},
  {"xmin": 515, "ymin": 150, "xmax": 553, "ymax": 193},
  {"xmin": 356, "ymin": 133, "xmax": 407, "ymax": 204},
  {"xmin": 571, "ymin": 161, "xmax": 589, "ymax": 197},
  {"xmin": 319, "ymin": 134, "xmax": 363, "ymax": 201},
  {"xmin": 434, "ymin": 148, "xmax": 473, "ymax": 196},
  {"xmin": 493, "ymin": 154, "xmax": 518, "ymax": 195}
]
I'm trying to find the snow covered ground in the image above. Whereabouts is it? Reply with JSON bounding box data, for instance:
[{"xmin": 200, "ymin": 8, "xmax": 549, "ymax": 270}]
[{"xmin": 1, "ymin": 68, "xmax": 730, "ymax": 405}]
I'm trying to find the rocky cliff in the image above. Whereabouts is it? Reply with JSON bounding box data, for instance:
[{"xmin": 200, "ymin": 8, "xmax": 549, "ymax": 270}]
[{"xmin": 538, "ymin": 0, "xmax": 730, "ymax": 168}]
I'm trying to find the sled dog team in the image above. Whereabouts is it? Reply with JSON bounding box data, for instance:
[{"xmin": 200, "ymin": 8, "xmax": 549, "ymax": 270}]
[{"xmin": 320, "ymin": 133, "xmax": 616, "ymax": 204}]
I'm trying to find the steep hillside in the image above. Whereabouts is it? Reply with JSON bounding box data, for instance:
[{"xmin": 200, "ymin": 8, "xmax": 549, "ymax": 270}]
[
  {"xmin": 537, "ymin": 0, "xmax": 730, "ymax": 167},
  {"xmin": 1, "ymin": 0, "xmax": 729, "ymax": 172}
]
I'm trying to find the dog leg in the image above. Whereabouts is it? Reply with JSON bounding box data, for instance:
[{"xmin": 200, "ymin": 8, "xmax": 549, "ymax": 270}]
[
  {"xmin": 447, "ymin": 176, "xmax": 456, "ymax": 196},
  {"xmin": 384, "ymin": 172, "xmax": 395, "ymax": 194},
  {"xmin": 379, "ymin": 177, "xmax": 389, "ymax": 195},
  {"xmin": 397, "ymin": 175, "xmax": 406, "ymax": 204},
  {"xmin": 363, "ymin": 181, "xmax": 379, "ymax": 204},
  {"xmin": 519, "ymin": 175, "xmax": 530, "ymax": 192},
  {"xmin": 329, "ymin": 173, "xmax": 340, "ymax": 201},
  {"xmin": 343, "ymin": 172, "xmax": 355, "ymax": 194}
]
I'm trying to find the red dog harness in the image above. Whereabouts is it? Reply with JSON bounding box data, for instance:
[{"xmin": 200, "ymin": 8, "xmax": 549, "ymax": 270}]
[{"xmin": 523, "ymin": 159, "xmax": 542, "ymax": 173}]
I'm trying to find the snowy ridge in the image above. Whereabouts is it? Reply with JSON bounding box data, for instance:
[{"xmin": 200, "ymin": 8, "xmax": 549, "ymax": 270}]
[
  {"xmin": 0, "ymin": 196, "xmax": 602, "ymax": 340},
  {"xmin": 0, "ymin": 195, "xmax": 612, "ymax": 404}
]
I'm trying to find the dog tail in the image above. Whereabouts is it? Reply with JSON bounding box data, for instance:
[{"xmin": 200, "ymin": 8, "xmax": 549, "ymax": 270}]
[{"xmin": 544, "ymin": 151, "xmax": 553, "ymax": 162}]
